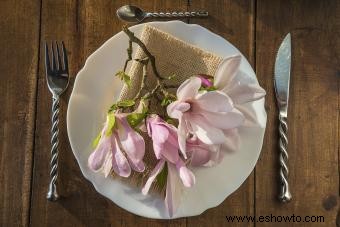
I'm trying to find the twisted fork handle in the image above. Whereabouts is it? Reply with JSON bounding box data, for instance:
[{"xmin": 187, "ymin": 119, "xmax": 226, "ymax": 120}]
[
  {"xmin": 278, "ymin": 114, "xmax": 292, "ymax": 202},
  {"xmin": 146, "ymin": 11, "xmax": 208, "ymax": 18},
  {"xmin": 47, "ymin": 94, "xmax": 60, "ymax": 201}
]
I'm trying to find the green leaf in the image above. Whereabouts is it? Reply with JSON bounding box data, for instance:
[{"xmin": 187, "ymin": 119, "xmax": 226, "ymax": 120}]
[
  {"xmin": 115, "ymin": 71, "xmax": 125, "ymax": 79},
  {"xmin": 108, "ymin": 103, "xmax": 118, "ymax": 113},
  {"xmin": 123, "ymin": 74, "xmax": 131, "ymax": 88},
  {"xmin": 115, "ymin": 71, "xmax": 131, "ymax": 88},
  {"xmin": 141, "ymin": 103, "xmax": 148, "ymax": 114},
  {"xmin": 92, "ymin": 132, "xmax": 101, "ymax": 148},
  {"xmin": 167, "ymin": 74, "xmax": 177, "ymax": 80},
  {"xmin": 161, "ymin": 98, "xmax": 170, "ymax": 107},
  {"xmin": 155, "ymin": 162, "xmax": 168, "ymax": 190},
  {"xmin": 127, "ymin": 113, "xmax": 146, "ymax": 128},
  {"xmin": 161, "ymin": 95, "xmax": 176, "ymax": 107},
  {"xmin": 117, "ymin": 99, "xmax": 135, "ymax": 108},
  {"xmin": 138, "ymin": 99, "xmax": 149, "ymax": 114},
  {"xmin": 106, "ymin": 112, "xmax": 116, "ymax": 136},
  {"xmin": 199, "ymin": 85, "xmax": 217, "ymax": 92},
  {"xmin": 166, "ymin": 118, "xmax": 177, "ymax": 126}
]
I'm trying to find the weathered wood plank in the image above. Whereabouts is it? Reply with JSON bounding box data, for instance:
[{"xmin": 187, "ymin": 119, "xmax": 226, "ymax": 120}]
[
  {"xmin": 30, "ymin": 0, "xmax": 188, "ymax": 226},
  {"xmin": 255, "ymin": 0, "xmax": 340, "ymax": 226},
  {"xmin": 187, "ymin": 0, "xmax": 256, "ymax": 226},
  {"xmin": 0, "ymin": 1, "xmax": 41, "ymax": 226}
]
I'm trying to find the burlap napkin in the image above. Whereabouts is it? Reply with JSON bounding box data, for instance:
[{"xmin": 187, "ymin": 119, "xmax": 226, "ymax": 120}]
[{"xmin": 117, "ymin": 25, "xmax": 223, "ymax": 192}]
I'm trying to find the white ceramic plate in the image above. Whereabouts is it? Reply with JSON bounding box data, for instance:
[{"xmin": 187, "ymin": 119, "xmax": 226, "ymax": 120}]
[{"xmin": 67, "ymin": 21, "xmax": 267, "ymax": 219}]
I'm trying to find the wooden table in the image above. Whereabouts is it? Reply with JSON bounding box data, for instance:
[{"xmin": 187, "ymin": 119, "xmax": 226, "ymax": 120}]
[{"xmin": 1, "ymin": 0, "xmax": 339, "ymax": 226}]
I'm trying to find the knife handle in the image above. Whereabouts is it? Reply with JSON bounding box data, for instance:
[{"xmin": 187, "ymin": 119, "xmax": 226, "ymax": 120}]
[{"xmin": 278, "ymin": 114, "xmax": 292, "ymax": 202}]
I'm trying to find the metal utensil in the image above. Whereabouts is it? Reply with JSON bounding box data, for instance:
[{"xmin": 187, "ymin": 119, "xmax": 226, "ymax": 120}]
[
  {"xmin": 116, "ymin": 5, "xmax": 208, "ymax": 23},
  {"xmin": 274, "ymin": 33, "xmax": 292, "ymax": 202},
  {"xmin": 44, "ymin": 41, "xmax": 69, "ymax": 201}
]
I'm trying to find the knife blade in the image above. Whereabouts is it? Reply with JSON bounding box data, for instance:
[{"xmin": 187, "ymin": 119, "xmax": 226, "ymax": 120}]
[
  {"xmin": 274, "ymin": 33, "xmax": 292, "ymax": 202},
  {"xmin": 275, "ymin": 33, "xmax": 291, "ymax": 116}
]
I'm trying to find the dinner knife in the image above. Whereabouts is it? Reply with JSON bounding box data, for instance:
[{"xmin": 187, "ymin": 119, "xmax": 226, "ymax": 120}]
[{"xmin": 274, "ymin": 33, "xmax": 292, "ymax": 202}]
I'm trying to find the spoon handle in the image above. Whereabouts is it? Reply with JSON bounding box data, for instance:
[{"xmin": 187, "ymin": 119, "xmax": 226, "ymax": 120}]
[{"xmin": 145, "ymin": 11, "xmax": 208, "ymax": 18}]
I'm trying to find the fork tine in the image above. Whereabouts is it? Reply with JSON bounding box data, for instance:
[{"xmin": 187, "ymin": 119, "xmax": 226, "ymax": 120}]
[
  {"xmin": 61, "ymin": 41, "xmax": 68, "ymax": 72},
  {"xmin": 56, "ymin": 41, "xmax": 62, "ymax": 71},
  {"xmin": 51, "ymin": 41, "xmax": 57, "ymax": 71},
  {"xmin": 45, "ymin": 42, "xmax": 51, "ymax": 73}
]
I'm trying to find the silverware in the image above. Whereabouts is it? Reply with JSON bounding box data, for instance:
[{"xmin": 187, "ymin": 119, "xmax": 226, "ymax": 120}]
[
  {"xmin": 44, "ymin": 41, "xmax": 69, "ymax": 201},
  {"xmin": 274, "ymin": 33, "xmax": 292, "ymax": 202},
  {"xmin": 116, "ymin": 5, "xmax": 208, "ymax": 23}
]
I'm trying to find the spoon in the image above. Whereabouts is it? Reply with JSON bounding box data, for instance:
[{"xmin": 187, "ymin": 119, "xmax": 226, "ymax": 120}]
[{"xmin": 116, "ymin": 5, "xmax": 208, "ymax": 23}]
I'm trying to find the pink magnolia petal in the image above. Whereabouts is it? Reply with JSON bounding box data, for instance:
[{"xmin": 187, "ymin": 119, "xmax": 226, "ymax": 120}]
[
  {"xmin": 214, "ymin": 55, "xmax": 242, "ymax": 90},
  {"xmin": 165, "ymin": 163, "xmax": 183, "ymax": 217},
  {"xmin": 176, "ymin": 160, "xmax": 195, "ymax": 187},
  {"xmin": 142, "ymin": 160, "xmax": 165, "ymax": 195},
  {"xmin": 190, "ymin": 115, "xmax": 226, "ymax": 145},
  {"xmin": 152, "ymin": 141, "xmax": 165, "ymax": 159},
  {"xmin": 197, "ymin": 74, "xmax": 213, "ymax": 87},
  {"xmin": 187, "ymin": 137, "xmax": 223, "ymax": 167},
  {"xmin": 147, "ymin": 117, "xmax": 171, "ymax": 159},
  {"xmin": 167, "ymin": 101, "xmax": 190, "ymax": 119},
  {"xmin": 147, "ymin": 115, "xmax": 181, "ymax": 162},
  {"xmin": 194, "ymin": 90, "xmax": 233, "ymax": 113},
  {"xmin": 162, "ymin": 123, "xmax": 179, "ymax": 148},
  {"xmin": 128, "ymin": 159, "xmax": 145, "ymax": 172},
  {"xmin": 162, "ymin": 141, "xmax": 180, "ymax": 164},
  {"xmin": 117, "ymin": 117, "xmax": 145, "ymax": 163},
  {"xmin": 88, "ymin": 136, "xmax": 111, "ymax": 171},
  {"xmin": 111, "ymin": 136, "xmax": 131, "ymax": 177},
  {"xmin": 146, "ymin": 116, "xmax": 153, "ymax": 137},
  {"xmin": 201, "ymin": 108, "xmax": 245, "ymax": 130},
  {"xmin": 187, "ymin": 144, "xmax": 211, "ymax": 166},
  {"xmin": 176, "ymin": 77, "xmax": 201, "ymax": 100},
  {"xmin": 102, "ymin": 152, "xmax": 113, "ymax": 177},
  {"xmin": 235, "ymin": 104, "xmax": 260, "ymax": 127},
  {"xmin": 222, "ymin": 71, "xmax": 266, "ymax": 104},
  {"xmin": 151, "ymin": 124, "xmax": 170, "ymax": 144},
  {"xmin": 177, "ymin": 118, "xmax": 188, "ymax": 159},
  {"xmin": 226, "ymin": 84, "xmax": 266, "ymax": 104}
]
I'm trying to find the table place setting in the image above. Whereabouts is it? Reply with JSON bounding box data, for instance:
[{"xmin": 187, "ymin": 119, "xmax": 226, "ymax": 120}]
[
  {"xmin": 3, "ymin": 1, "xmax": 340, "ymax": 226},
  {"xmin": 43, "ymin": 4, "xmax": 292, "ymax": 220}
]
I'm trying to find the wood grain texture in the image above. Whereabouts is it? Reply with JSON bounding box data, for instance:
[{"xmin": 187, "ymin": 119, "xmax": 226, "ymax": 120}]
[
  {"xmin": 0, "ymin": 1, "xmax": 40, "ymax": 226},
  {"xmin": 255, "ymin": 0, "xmax": 340, "ymax": 226},
  {"xmin": 187, "ymin": 1, "xmax": 255, "ymax": 226},
  {"xmin": 30, "ymin": 1, "xmax": 188, "ymax": 226},
  {"xmin": 1, "ymin": 0, "xmax": 339, "ymax": 226}
]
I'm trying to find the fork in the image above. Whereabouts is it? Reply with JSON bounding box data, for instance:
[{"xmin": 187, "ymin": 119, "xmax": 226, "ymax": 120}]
[{"xmin": 44, "ymin": 41, "xmax": 69, "ymax": 201}]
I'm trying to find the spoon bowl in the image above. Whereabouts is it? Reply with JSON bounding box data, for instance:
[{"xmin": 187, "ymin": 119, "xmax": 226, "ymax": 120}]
[{"xmin": 116, "ymin": 5, "xmax": 147, "ymax": 23}]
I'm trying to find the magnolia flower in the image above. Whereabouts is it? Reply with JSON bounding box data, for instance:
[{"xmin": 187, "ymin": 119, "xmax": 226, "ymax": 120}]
[
  {"xmin": 167, "ymin": 55, "xmax": 266, "ymax": 157},
  {"xmin": 88, "ymin": 113, "xmax": 145, "ymax": 177},
  {"xmin": 167, "ymin": 77, "xmax": 245, "ymax": 156},
  {"xmin": 142, "ymin": 115, "xmax": 195, "ymax": 217}
]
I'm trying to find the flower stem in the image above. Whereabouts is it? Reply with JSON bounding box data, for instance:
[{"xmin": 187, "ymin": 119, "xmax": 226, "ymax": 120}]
[
  {"xmin": 123, "ymin": 26, "xmax": 165, "ymax": 80},
  {"xmin": 133, "ymin": 57, "xmax": 149, "ymax": 101},
  {"xmin": 123, "ymin": 40, "xmax": 132, "ymax": 72}
]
